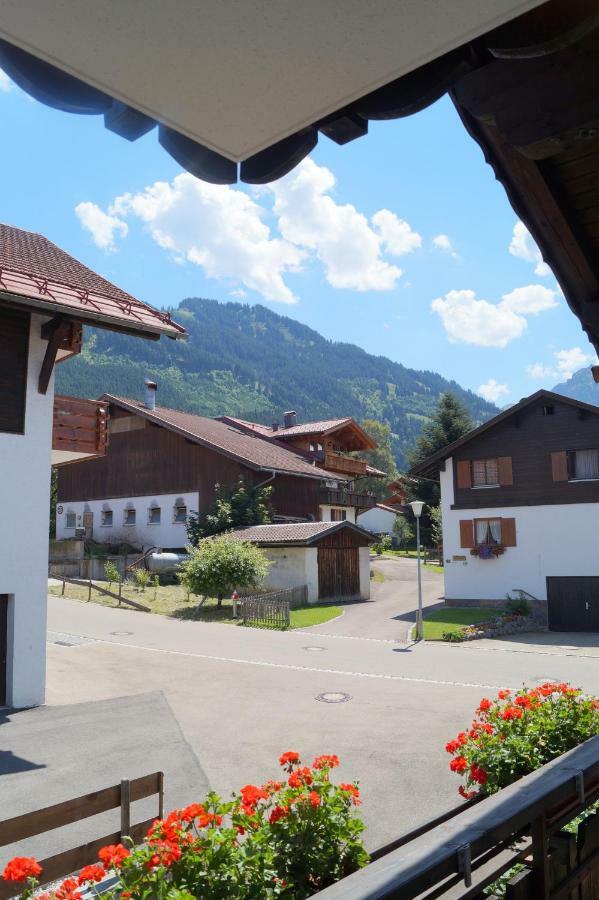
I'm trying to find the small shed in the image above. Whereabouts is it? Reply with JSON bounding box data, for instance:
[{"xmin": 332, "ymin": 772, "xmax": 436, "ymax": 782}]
[{"xmin": 226, "ymin": 521, "xmax": 374, "ymax": 604}]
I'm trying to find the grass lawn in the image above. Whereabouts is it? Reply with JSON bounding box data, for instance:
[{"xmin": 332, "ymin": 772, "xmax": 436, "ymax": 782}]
[
  {"xmin": 48, "ymin": 581, "xmax": 342, "ymax": 630},
  {"xmin": 379, "ymin": 550, "xmax": 444, "ymax": 574},
  {"xmin": 371, "ymin": 568, "xmax": 386, "ymax": 583},
  {"xmin": 423, "ymin": 606, "xmax": 503, "ymax": 640}
]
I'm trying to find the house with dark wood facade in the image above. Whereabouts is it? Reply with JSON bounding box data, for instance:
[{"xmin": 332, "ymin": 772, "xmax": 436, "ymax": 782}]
[
  {"xmin": 410, "ymin": 390, "xmax": 599, "ymax": 632},
  {"xmin": 0, "ymin": 224, "xmax": 185, "ymax": 708},
  {"xmin": 56, "ymin": 391, "xmax": 381, "ymax": 551}
]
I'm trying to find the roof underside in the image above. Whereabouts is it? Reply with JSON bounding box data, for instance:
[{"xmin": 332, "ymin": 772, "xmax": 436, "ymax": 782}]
[
  {"xmin": 104, "ymin": 395, "xmax": 341, "ymax": 480},
  {"xmin": 0, "ymin": 224, "xmax": 185, "ymax": 339}
]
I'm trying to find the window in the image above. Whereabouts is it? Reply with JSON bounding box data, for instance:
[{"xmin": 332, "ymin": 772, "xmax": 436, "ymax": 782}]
[
  {"xmin": 542, "ymin": 405, "xmax": 555, "ymax": 416},
  {"xmin": 569, "ymin": 449, "xmax": 599, "ymax": 481},
  {"xmin": 65, "ymin": 512, "xmax": 76, "ymax": 529},
  {"xmin": 123, "ymin": 508, "xmax": 136, "ymax": 526},
  {"xmin": 330, "ymin": 508, "xmax": 346, "ymax": 521},
  {"xmin": 0, "ymin": 307, "xmax": 29, "ymax": 434},
  {"xmin": 101, "ymin": 509, "xmax": 113, "ymax": 527},
  {"xmin": 472, "ymin": 458, "xmax": 499, "ymax": 487},
  {"xmin": 475, "ymin": 519, "xmax": 502, "ymax": 545},
  {"xmin": 173, "ymin": 504, "xmax": 187, "ymax": 523},
  {"xmin": 148, "ymin": 506, "xmax": 161, "ymax": 525}
]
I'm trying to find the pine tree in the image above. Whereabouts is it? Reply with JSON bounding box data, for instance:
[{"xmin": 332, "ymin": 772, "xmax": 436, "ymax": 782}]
[{"xmin": 355, "ymin": 419, "xmax": 399, "ymax": 499}]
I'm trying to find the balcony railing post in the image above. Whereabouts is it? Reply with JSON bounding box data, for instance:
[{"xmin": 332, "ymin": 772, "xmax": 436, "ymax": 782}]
[{"xmin": 531, "ymin": 814, "xmax": 551, "ymax": 899}]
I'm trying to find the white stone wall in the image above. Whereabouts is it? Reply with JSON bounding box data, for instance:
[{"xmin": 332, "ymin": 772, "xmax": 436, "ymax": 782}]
[
  {"xmin": 441, "ymin": 456, "xmax": 599, "ymax": 601},
  {"xmin": 56, "ymin": 492, "xmax": 198, "ymax": 550},
  {"xmin": 357, "ymin": 506, "xmax": 397, "ymax": 534},
  {"xmin": 0, "ymin": 314, "xmax": 53, "ymax": 707},
  {"xmin": 319, "ymin": 504, "xmax": 356, "ymax": 523},
  {"xmin": 262, "ymin": 546, "xmax": 319, "ymax": 603}
]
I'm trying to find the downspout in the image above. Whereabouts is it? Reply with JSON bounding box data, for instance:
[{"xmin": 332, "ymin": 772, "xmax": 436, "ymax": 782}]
[{"xmin": 255, "ymin": 470, "xmax": 276, "ymax": 489}]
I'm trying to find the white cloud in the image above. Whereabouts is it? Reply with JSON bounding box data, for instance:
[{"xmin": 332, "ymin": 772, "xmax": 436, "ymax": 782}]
[
  {"xmin": 509, "ymin": 220, "xmax": 552, "ymax": 277},
  {"xmin": 527, "ymin": 346, "xmax": 597, "ymax": 382},
  {"xmin": 269, "ymin": 158, "xmax": 420, "ymax": 291},
  {"xmin": 432, "ymin": 283, "xmax": 558, "ymax": 348},
  {"xmin": 433, "ymin": 233, "xmax": 458, "ymax": 259},
  {"xmin": 109, "ymin": 174, "xmax": 305, "ymax": 303},
  {"xmin": 0, "ymin": 69, "xmax": 11, "ymax": 92},
  {"xmin": 229, "ymin": 288, "xmax": 248, "ymax": 299},
  {"xmin": 75, "ymin": 201, "xmax": 128, "ymax": 251},
  {"xmin": 75, "ymin": 158, "xmax": 423, "ymax": 302},
  {"xmin": 477, "ymin": 379, "xmax": 509, "ymax": 404},
  {"xmin": 500, "ymin": 284, "xmax": 558, "ymax": 315}
]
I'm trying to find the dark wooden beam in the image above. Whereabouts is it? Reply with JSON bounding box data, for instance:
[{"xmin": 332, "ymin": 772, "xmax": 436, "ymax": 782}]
[{"xmin": 39, "ymin": 316, "xmax": 72, "ymax": 394}]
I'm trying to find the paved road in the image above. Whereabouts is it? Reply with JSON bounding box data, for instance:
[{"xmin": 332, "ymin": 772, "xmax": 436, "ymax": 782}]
[
  {"xmin": 12, "ymin": 593, "xmax": 594, "ymax": 855},
  {"xmin": 309, "ymin": 555, "xmax": 444, "ymax": 641}
]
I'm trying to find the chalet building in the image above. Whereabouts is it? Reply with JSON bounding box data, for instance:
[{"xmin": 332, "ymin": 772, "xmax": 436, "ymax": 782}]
[
  {"xmin": 410, "ymin": 390, "xmax": 599, "ymax": 632},
  {"xmin": 56, "ymin": 393, "xmax": 382, "ymax": 550},
  {"xmin": 357, "ymin": 503, "xmax": 407, "ymax": 537},
  {"xmin": 0, "ymin": 224, "xmax": 185, "ymax": 708}
]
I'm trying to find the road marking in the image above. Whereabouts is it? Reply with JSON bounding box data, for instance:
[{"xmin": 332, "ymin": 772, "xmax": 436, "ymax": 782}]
[
  {"xmin": 433, "ymin": 642, "xmax": 599, "ymax": 661},
  {"xmin": 294, "ymin": 630, "xmax": 403, "ymax": 645},
  {"xmin": 65, "ymin": 635, "xmax": 505, "ymax": 691}
]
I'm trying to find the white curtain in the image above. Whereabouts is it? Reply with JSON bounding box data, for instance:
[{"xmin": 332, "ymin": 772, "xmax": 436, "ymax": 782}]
[
  {"xmin": 476, "ymin": 520, "xmax": 488, "ymax": 544},
  {"xmin": 489, "ymin": 520, "xmax": 502, "ymax": 544},
  {"xmin": 575, "ymin": 450, "xmax": 599, "ymax": 480}
]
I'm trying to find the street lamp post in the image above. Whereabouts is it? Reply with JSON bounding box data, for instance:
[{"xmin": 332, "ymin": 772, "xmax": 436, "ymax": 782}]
[{"xmin": 410, "ymin": 500, "xmax": 425, "ymax": 640}]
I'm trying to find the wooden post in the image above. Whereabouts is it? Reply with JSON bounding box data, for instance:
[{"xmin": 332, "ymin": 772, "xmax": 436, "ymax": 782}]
[
  {"xmin": 120, "ymin": 779, "xmax": 131, "ymax": 840},
  {"xmin": 62, "ymin": 577, "xmax": 66, "ymax": 596},
  {"xmin": 531, "ymin": 815, "xmax": 551, "ymax": 899},
  {"xmin": 118, "ymin": 580, "xmax": 122, "ymax": 606},
  {"xmin": 158, "ymin": 771, "xmax": 164, "ymax": 819},
  {"xmin": 88, "ymin": 579, "xmax": 92, "ymax": 602}
]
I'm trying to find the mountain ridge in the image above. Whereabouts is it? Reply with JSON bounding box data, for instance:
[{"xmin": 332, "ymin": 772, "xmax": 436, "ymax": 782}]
[{"xmin": 55, "ymin": 297, "xmax": 498, "ymax": 467}]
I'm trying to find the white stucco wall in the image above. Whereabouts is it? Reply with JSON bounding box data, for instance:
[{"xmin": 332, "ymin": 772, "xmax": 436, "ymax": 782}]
[
  {"xmin": 357, "ymin": 506, "xmax": 397, "ymax": 534},
  {"xmin": 319, "ymin": 504, "xmax": 356, "ymax": 523},
  {"xmin": 441, "ymin": 456, "xmax": 599, "ymax": 602},
  {"xmin": 359, "ymin": 546, "xmax": 371, "ymax": 600},
  {"xmin": 0, "ymin": 314, "xmax": 54, "ymax": 707},
  {"xmin": 56, "ymin": 492, "xmax": 198, "ymax": 550},
  {"xmin": 262, "ymin": 546, "xmax": 319, "ymax": 603}
]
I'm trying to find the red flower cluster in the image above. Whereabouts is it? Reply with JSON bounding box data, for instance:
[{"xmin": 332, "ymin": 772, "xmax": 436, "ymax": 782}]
[
  {"xmin": 2, "ymin": 857, "xmax": 42, "ymax": 883},
  {"xmin": 449, "ymin": 756, "xmax": 468, "ymax": 774},
  {"xmin": 279, "ymin": 750, "xmax": 300, "ymax": 768},
  {"xmin": 313, "ymin": 754, "xmax": 340, "ymax": 770},
  {"xmin": 98, "ymin": 843, "xmax": 130, "ymax": 870},
  {"xmin": 339, "ymin": 783, "xmax": 361, "ymax": 805},
  {"xmin": 288, "ymin": 767, "xmax": 313, "ymax": 788},
  {"xmin": 269, "ymin": 805, "xmax": 290, "ymax": 824}
]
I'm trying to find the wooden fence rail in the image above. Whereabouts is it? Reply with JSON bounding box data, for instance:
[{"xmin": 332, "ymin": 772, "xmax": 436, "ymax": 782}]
[
  {"xmin": 239, "ymin": 595, "xmax": 291, "ymax": 628},
  {"xmin": 49, "ymin": 572, "xmax": 150, "ymax": 612},
  {"xmin": 0, "ymin": 772, "xmax": 163, "ymax": 898},
  {"xmin": 314, "ymin": 734, "xmax": 599, "ymax": 899}
]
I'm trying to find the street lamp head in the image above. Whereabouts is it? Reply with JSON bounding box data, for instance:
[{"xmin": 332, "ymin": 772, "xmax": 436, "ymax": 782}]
[{"xmin": 410, "ymin": 500, "xmax": 425, "ymax": 518}]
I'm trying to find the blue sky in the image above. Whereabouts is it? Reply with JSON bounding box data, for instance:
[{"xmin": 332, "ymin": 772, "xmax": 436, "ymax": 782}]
[{"xmin": 1, "ymin": 70, "xmax": 596, "ymax": 405}]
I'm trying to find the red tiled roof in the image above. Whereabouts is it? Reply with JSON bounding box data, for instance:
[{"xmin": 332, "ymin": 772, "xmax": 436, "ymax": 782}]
[
  {"xmin": 104, "ymin": 395, "xmax": 338, "ymax": 479},
  {"xmin": 222, "ymin": 415, "xmax": 355, "ymax": 439},
  {"xmin": 0, "ymin": 224, "xmax": 185, "ymax": 339},
  {"xmin": 222, "ymin": 521, "xmax": 374, "ymax": 545}
]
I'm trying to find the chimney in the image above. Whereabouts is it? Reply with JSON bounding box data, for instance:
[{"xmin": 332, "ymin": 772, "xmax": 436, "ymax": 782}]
[
  {"xmin": 272, "ymin": 423, "xmax": 279, "ymax": 432},
  {"xmin": 283, "ymin": 410, "xmax": 297, "ymax": 428},
  {"xmin": 144, "ymin": 379, "xmax": 157, "ymax": 411}
]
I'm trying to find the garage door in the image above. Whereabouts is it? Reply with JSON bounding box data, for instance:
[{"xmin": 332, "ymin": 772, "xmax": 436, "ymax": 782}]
[
  {"xmin": 318, "ymin": 547, "xmax": 359, "ymax": 600},
  {"xmin": 547, "ymin": 577, "xmax": 599, "ymax": 632}
]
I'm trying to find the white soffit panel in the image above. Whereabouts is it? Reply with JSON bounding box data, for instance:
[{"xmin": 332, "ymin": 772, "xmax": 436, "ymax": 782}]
[{"xmin": 0, "ymin": 0, "xmax": 545, "ymax": 161}]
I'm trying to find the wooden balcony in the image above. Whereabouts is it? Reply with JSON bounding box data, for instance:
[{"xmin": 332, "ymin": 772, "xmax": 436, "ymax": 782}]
[
  {"xmin": 324, "ymin": 451, "xmax": 368, "ymax": 477},
  {"xmin": 319, "ymin": 488, "xmax": 375, "ymax": 510},
  {"xmin": 52, "ymin": 395, "xmax": 109, "ymax": 465}
]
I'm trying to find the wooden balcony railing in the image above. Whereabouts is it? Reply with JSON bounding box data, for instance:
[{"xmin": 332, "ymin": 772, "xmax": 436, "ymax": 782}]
[
  {"xmin": 324, "ymin": 451, "xmax": 368, "ymax": 477},
  {"xmin": 52, "ymin": 395, "xmax": 109, "ymax": 462},
  {"xmin": 319, "ymin": 488, "xmax": 375, "ymax": 510}
]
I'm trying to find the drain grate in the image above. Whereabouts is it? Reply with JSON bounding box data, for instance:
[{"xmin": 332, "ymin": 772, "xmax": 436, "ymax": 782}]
[{"xmin": 315, "ymin": 692, "xmax": 352, "ymax": 704}]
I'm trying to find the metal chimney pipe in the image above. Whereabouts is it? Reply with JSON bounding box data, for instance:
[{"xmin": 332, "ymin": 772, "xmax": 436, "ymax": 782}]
[
  {"xmin": 144, "ymin": 379, "xmax": 157, "ymax": 410},
  {"xmin": 283, "ymin": 410, "xmax": 297, "ymax": 428}
]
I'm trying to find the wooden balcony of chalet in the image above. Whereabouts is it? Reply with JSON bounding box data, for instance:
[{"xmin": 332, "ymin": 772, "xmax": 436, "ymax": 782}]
[
  {"xmin": 319, "ymin": 487, "xmax": 375, "ymax": 511},
  {"xmin": 324, "ymin": 451, "xmax": 368, "ymax": 477},
  {"xmin": 52, "ymin": 395, "xmax": 109, "ymax": 466}
]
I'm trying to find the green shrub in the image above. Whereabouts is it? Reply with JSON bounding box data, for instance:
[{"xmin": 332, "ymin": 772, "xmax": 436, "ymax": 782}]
[
  {"xmin": 442, "ymin": 630, "xmax": 464, "ymax": 643},
  {"xmin": 103, "ymin": 560, "xmax": 120, "ymax": 589},
  {"xmin": 132, "ymin": 567, "xmax": 151, "ymax": 592},
  {"xmin": 505, "ymin": 595, "xmax": 532, "ymax": 617},
  {"xmin": 179, "ymin": 536, "xmax": 269, "ymax": 608}
]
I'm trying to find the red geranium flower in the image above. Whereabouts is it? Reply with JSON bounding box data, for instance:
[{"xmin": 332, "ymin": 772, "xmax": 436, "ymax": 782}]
[
  {"xmin": 470, "ymin": 764, "xmax": 488, "ymax": 785},
  {"xmin": 308, "ymin": 791, "xmax": 321, "ymax": 807},
  {"xmin": 269, "ymin": 805, "xmax": 290, "ymax": 824},
  {"xmin": 501, "ymin": 705, "xmax": 523, "ymax": 721},
  {"xmin": 339, "ymin": 783, "xmax": 361, "ymax": 805},
  {"xmin": 449, "ymin": 756, "xmax": 468, "ymax": 773},
  {"xmin": 478, "ymin": 698, "xmax": 492, "ymax": 712},
  {"xmin": 98, "ymin": 844, "xmax": 130, "ymax": 870},
  {"xmin": 497, "ymin": 689, "xmax": 511, "ymax": 700},
  {"xmin": 313, "ymin": 754, "xmax": 340, "ymax": 770},
  {"xmin": 53, "ymin": 877, "xmax": 82, "ymax": 899},
  {"xmin": 458, "ymin": 785, "xmax": 478, "ymax": 800},
  {"xmin": 279, "ymin": 751, "xmax": 300, "ymax": 767},
  {"xmin": 288, "ymin": 767, "xmax": 313, "ymax": 788},
  {"xmin": 77, "ymin": 864, "xmax": 105, "ymax": 885},
  {"xmin": 240, "ymin": 784, "xmax": 268, "ymax": 809},
  {"xmin": 2, "ymin": 857, "xmax": 42, "ymax": 883}
]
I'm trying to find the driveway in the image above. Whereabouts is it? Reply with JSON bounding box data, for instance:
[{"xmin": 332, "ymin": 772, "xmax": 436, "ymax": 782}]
[{"xmin": 308, "ymin": 555, "xmax": 444, "ymax": 641}]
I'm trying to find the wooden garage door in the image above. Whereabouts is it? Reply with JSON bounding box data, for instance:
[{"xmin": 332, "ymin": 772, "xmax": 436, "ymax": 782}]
[
  {"xmin": 318, "ymin": 547, "xmax": 359, "ymax": 600},
  {"xmin": 547, "ymin": 577, "xmax": 599, "ymax": 632}
]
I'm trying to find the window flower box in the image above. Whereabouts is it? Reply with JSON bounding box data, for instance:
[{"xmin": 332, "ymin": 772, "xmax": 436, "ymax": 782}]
[{"xmin": 470, "ymin": 543, "xmax": 505, "ymax": 559}]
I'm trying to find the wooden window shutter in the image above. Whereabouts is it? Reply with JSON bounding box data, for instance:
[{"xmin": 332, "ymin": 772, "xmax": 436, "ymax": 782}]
[
  {"xmin": 501, "ymin": 517, "xmax": 517, "ymax": 547},
  {"xmin": 551, "ymin": 451, "xmax": 568, "ymax": 482},
  {"xmin": 0, "ymin": 307, "xmax": 30, "ymax": 434},
  {"xmin": 497, "ymin": 456, "xmax": 513, "ymax": 486},
  {"xmin": 456, "ymin": 460, "xmax": 472, "ymax": 489},
  {"xmin": 459, "ymin": 519, "xmax": 474, "ymax": 549}
]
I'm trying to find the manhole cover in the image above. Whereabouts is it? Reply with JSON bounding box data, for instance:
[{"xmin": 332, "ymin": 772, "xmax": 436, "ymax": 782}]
[
  {"xmin": 315, "ymin": 692, "xmax": 352, "ymax": 704},
  {"xmin": 303, "ymin": 646, "xmax": 327, "ymax": 652},
  {"xmin": 110, "ymin": 631, "xmax": 134, "ymax": 636}
]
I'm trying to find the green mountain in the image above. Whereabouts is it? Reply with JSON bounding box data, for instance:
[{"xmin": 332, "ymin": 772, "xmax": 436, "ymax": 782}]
[
  {"xmin": 552, "ymin": 368, "xmax": 599, "ymax": 406},
  {"xmin": 55, "ymin": 297, "xmax": 498, "ymax": 468}
]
